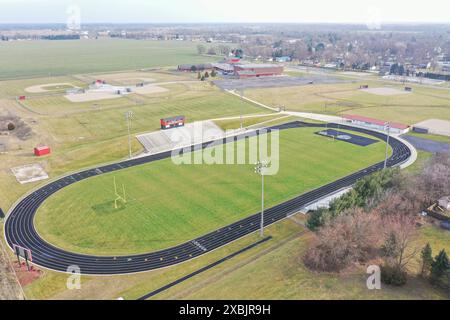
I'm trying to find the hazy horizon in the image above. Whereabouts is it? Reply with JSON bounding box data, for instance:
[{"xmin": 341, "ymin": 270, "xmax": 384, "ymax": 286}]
[{"xmin": 0, "ymin": 0, "xmax": 449, "ymax": 25}]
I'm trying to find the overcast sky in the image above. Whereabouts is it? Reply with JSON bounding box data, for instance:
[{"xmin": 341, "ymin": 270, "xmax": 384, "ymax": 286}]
[{"xmin": 0, "ymin": 0, "xmax": 449, "ymax": 24}]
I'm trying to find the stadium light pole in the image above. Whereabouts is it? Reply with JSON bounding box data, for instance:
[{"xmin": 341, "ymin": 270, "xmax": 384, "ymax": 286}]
[
  {"xmin": 384, "ymin": 122, "xmax": 391, "ymax": 169},
  {"xmin": 255, "ymin": 160, "xmax": 269, "ymax": 237},
  {"xmin": 125, "ymin": 111, "xmax": 133, "ymax": 159},
  {"xmin": 239, "ymin": 88, "xmax": 244, "ymax": 130}
]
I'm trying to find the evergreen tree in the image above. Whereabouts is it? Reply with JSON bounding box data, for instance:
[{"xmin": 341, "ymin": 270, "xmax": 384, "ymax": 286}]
[
  {"xmin": 430, "ymin": 249, "xmax": 450, "ymax": 289},
  {"xmin": 420, "ymin": 243, "xmax": 433, "ymax": 277},
  {"xmin": 204, "ymin": 71, "xmax": 210, "ymax": 78},
  {"xmin": 382, "ymin": 232, "xmax": 399, "ymax": 260},
  {"xmin": 197, "ymin": 72, "xmax": 201, "ymax": 80}
]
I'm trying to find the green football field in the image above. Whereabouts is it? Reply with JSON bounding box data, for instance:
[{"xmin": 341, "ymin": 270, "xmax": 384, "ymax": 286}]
[{"xmin": 35, "ymin": 127, "xmax": 389, "ymax": 255}]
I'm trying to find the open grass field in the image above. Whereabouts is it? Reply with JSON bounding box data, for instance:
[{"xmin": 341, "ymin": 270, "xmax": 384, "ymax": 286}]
[
  {"xmin": 22, "ymin": 216, "xmax": 449, "ymax": 300},
  {"xmin": 0, "ymin": 39, "xmax": 213, "ymax": 79},
  {"xmin": 153, "ymin": 223, "xmax": 450, "ymax": 300},
  {"xmin": 35, "ymin": 127, "xmax": 388, "ymax": 255},
  {"xmin": 0, "ymin": 76, "xmax": 267, "ymax": 212},
  {"xmin": 245, "ymin": 81, "xmax": 450, "ymax": 124}
]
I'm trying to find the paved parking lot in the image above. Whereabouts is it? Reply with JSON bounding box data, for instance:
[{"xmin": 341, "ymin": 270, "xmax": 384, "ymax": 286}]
[
  {"xmin": 213, "ymin": 75, "xmax": 349, "ymax": 91},
  {"xmin": 402, "ymin": 135, "xmax": 450, "ymax": 154}
]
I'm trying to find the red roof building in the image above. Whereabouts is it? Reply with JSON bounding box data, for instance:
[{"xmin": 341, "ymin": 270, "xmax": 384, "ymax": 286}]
[
  {"xmin": 344, "ymin": 114, "xmax": 410, "ymax": 134},
  {"xmin": 233, "ymin": 64, "xmax": 284, "ymax": 78}
]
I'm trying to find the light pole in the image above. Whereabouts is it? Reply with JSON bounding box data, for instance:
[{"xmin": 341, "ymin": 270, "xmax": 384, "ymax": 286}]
[
  {"xmin": 383, "ymin": 122, "xmax": 390, "ymax": 169},
  {"xmin": 239, "ymin": 88, "xmax": 244, "ymax": 130},
  {"xmin": 125, "ymin": 111, "xmax": 133, "ymax": 159},
  {"xmin": 255, "ymin": 160, "xmax": 269, "ymax": 237}
]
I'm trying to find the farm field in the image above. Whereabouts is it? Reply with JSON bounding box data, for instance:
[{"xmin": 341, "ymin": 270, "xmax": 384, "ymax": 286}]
[
  {"xmin": 0, "ymin": 39, "xmax": 214, "ymax": 79},
  {"xmin": 35, "ymin": 127, "xmax": 389, "ymax": 255},
  {"xmin": 245, "ymin": 81, "xmax": 450, "ymax": 124}
]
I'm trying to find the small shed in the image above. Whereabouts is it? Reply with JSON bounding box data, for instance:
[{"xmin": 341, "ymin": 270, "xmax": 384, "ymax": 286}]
[
  {"xmin": 438, "ymin": 196, "xmax": 450, "ymax": 210},
  {"xmin": 34, "ymin": 146, "xmax": 51, "ymax": 157}
]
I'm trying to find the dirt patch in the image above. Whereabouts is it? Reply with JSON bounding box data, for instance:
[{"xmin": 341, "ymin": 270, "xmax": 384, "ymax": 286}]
[
  {"xmin": 132, "ymin": 85, "xmax": 168, "ymax": 95},
  {"xmin": 25, "ymin": 82, "xmax": 78, "ymax": 93},
  {"xmin": 11, "ymin": 163, "xmax": 49, "ymax": 184},
  {"xmin": 64, "ymin": 91, "xmax": 123, "ymax": 102},
  {"xmin": 360, "ymin": 87, "xmax": 411, "ymax": 96},
  {"xmin": 13, "ymin": 261, "xmax": 42, "ymax": 287},
  {"xmin": 0, "ymin": 115, "xmax": 33, "ymax": 141}
]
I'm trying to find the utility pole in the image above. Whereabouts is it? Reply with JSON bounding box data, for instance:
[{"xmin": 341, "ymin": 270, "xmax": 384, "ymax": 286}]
[
  {"xmin": 125, "ymin": 111, "xmax": 133, "ymax": 159},
  {"xmin": 239, "ymin": 88, "xmax": 244, "ymax": 130},
  {"xmin": 255, "ymin": 161, "xmax": 269, "ymax": 237},
  {"xmin": 384, "ymin": 122, "xmax": 390, "ymax": 169}
]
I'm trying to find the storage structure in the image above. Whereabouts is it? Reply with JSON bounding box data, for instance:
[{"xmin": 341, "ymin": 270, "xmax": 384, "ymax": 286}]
[
  {"xmin": 344, "ymin": 114, "xmax": 410, "ymax": 134},
  {"xmin": 160, "ymin": 116, "xmax": 185, "ymax": 130},
  {"xmin": 233, "ymin": 64, "xmax": 284, "ymax": 78},
  {"xmin": 34, "ymin": 146, "xmax": 51, "ymax": 157}
]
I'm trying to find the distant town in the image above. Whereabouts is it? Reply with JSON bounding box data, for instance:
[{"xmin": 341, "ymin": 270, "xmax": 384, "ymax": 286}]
[{"xmin": 1, "ymin": 23, "xmax": 449, "ymax": 81}]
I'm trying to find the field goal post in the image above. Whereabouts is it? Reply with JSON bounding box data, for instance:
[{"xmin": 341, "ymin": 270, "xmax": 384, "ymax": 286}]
[
  {"xmin": 114, "ymin": 177, "xmax": 127, "ymax": 209},
  {"xmin": 13, "ymin": 244, "xmax": 32, "ymax": 271}
]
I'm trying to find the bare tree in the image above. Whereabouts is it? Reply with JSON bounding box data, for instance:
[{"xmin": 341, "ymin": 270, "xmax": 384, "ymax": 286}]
[
  {"xmin": 381, "ymin": 214, "xmax": 419, "ymax": 270},
  {"xmin": 303, "ymin": 208, "xmax": 382, "ymax": 272}
]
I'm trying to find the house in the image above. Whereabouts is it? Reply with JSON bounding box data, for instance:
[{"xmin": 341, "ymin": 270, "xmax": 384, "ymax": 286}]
[
  {"xmin": 275, "ymin": 56, "xmax": 291, "ymax": 63},
  {"xmin": 343, "ymin": 114, "xmax": 410, "ymax": 134}
]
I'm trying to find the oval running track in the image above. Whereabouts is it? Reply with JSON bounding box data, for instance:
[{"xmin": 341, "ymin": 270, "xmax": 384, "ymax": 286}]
[{"xmin": 4, "ymin": 121, "xmax": 412, "ymax": 275}]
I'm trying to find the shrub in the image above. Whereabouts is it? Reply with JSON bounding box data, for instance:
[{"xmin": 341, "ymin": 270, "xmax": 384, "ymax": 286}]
[
  {"xmin": 7, "ymin": 122, "xmax": 15, "ymax": 131},
  {"xmin": 430, "ymin": 249, "xmax": 450, "ymax": 290},
  {"xmin": 306, "ymin": 208, "xmax": 331, "ymax": 231},
  {"xmin": 303, "ymin": 209, "xmax": 381, "ymax": 272},
  {"xmin": 381, "ymin": 264, "xmax": 407, "ymax": 286}
]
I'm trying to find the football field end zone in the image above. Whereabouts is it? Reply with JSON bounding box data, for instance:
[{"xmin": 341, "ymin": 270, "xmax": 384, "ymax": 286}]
[
  {"xmin": 136, "ymin": 236, "xmax": 272, "ymax": 300},
  {"xmin": 3, "ymin": 121, "xmax": 414, "ymax": 275}
]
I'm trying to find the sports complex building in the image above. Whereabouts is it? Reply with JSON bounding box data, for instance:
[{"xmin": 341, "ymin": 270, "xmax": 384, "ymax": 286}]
[
  {"xmin": 343, "ymin": 114, "xmax": 410, "ymax": 134},
  {"xmin": 178, "ymin": 61, "xmax": 284, "ymax": 78}
]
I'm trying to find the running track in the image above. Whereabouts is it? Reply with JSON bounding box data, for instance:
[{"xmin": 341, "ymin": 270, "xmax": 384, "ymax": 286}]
[{"xmin": 4, "ymin": 122, "xmax": 412, "ymax": 275}]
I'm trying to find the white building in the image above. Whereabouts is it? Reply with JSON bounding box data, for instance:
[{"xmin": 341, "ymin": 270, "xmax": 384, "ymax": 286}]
[{"xmin": 344, "ymin": 114, "xmax": 410, "ymax": 134}]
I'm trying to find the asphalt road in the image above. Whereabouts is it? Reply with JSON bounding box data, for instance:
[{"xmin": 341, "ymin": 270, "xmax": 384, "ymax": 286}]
[{"xmin": 4, "ymin": 122, "xmax": 412, "ymax": 275}]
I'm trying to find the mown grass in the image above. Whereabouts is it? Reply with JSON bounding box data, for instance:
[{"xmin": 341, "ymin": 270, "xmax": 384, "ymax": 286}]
[
  {"xmin": 245, "ymin": 81, "xmax": 450, "ymax": 124},
  {"xmin": 0, "ymin": 39, "xmax": 214, "ymax": 79},
  {"xmin": 156, "ymin": 228, "xmax": 448, "ymax": 300},
  {"xmin": 214, "ymin": 114, "xmax": 285, "ymax": 130},
  {"xmin": 35, "ymin": 127, "xmax": 387, "ymax": 255}
]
